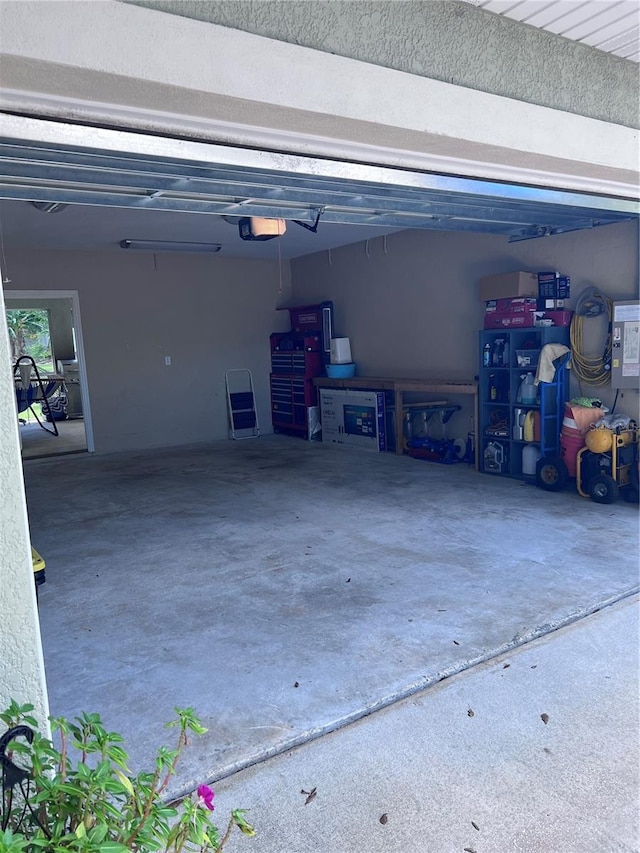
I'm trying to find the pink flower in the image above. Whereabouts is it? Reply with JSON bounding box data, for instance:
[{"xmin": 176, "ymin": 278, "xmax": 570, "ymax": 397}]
[{"xmin": 197, "ymin": 783, "xmax": 215, "ymax": 811}]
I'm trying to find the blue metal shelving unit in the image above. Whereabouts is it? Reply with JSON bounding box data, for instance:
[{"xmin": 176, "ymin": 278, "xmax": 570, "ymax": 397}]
[{"xmin": 479, "ymin": 327, "xmax": 571, "ymax": 480}]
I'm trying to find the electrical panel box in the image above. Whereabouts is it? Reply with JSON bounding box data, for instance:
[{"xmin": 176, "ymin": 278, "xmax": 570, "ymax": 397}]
[{"xmin": 611, "ymin": 301, "xmax": 640, "ymax": 390}]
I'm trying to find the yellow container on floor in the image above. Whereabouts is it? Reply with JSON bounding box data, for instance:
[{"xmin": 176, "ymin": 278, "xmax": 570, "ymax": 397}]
[{"xmin": 32, "ymin": 547, "xmax": 46, "ymax": 587}]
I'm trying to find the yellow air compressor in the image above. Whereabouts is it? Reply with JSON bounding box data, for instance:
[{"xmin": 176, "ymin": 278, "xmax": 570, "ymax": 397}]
[{"xmin": 576, "ymin": 424, "xmax": 639, "ymax": 504}]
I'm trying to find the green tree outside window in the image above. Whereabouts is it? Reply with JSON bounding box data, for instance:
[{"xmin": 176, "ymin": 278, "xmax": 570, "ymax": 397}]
[{"xmin": 5, "ymin": 310, "xmax": 54, "ymax": 373}]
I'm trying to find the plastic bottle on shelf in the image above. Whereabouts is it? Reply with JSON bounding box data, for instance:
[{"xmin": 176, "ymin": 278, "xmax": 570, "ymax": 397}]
[
  {"xmin": 518, "ymin": 373, "xmax": 537, "ymax": 405},
  {"xmin": 522, "ymin": 444, "xmax": 540, "ymax": 477},
  {"xmin": 523, "ymin": 411, "xmax": 540, "ymax": 442},
  {"xmin": 483, "ymin": 342, "xmax": 491, "ymax": 367},
  {"xmin": 502, "ymin": 340, "xmax": 510, "ymax": 367}
]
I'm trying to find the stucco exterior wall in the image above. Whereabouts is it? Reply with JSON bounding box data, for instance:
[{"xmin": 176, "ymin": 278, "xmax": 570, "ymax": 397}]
[
  {"xmin": 124, "ymin": 0, "xmax": 639, "ymax": 129},
  {"xmin": 0, "ymin": 281, "xmax": 50, "ymax": 729},
  {"xmin": 1, "ymin": 2, "xmax": 636, "ymax": 196}
]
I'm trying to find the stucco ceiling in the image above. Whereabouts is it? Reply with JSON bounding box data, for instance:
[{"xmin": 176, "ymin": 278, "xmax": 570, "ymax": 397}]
[{"xmin": 463, "ymin": 0, "xmax": 640, "ymax": 62}]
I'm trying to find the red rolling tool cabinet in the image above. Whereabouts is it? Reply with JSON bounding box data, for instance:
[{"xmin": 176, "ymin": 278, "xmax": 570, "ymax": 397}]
[{"xmin": 270, "ymin": 303, "xmax": 333, "ymax": 439}]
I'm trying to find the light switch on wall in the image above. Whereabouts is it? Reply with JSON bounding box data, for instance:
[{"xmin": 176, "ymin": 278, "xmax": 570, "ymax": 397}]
[{"xmin": 164, "ymin": 356, "xmax": 171, "ymax": 366}]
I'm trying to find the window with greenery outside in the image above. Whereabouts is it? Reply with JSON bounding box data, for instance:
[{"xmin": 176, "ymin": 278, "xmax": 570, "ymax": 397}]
[{"xmin": 6, "ymin": 311, "xmax": 54, "ymax": 373}]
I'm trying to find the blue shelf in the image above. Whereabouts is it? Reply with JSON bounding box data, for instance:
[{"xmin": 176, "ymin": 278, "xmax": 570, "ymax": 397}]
[{"xmin": 479, "ymin": 327, "xmax": 570, "ymax": 480}]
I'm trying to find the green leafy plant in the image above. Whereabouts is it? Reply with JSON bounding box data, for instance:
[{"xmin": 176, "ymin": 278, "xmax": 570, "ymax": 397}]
[
  {"xmin": 0, "ymin": 701, "xmax": 254, "ymax": 853},
  {"xmin": 5, "ymin": 310, "xmax": 53, "ymax": 370}
]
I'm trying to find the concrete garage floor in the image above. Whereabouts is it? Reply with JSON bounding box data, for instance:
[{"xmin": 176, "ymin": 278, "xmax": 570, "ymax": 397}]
[{"xmin": 23, "ymin": 435, "xmax": 639, "ymax": 803}]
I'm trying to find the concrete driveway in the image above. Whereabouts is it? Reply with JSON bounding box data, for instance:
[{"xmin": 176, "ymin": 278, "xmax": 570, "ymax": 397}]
[{"xmin": 212, "ymin": 595, "xmax": 640, "ymax": 852}]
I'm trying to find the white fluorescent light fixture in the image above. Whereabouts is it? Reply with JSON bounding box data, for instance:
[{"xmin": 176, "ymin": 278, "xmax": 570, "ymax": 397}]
[{"xmin": 120, "ymin": 239, "xmax": 221, "ymax": 253}]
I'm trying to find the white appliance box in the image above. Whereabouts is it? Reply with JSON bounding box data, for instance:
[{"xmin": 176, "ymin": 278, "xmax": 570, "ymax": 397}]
[{"xmin": 320, "ymin": 389, "xmax": 387, "ymax": 452}]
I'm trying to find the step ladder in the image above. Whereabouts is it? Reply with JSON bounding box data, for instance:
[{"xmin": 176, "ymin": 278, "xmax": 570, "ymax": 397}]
[{"xmin": 225, "ymin": 369, "xmax": 260, "ymax": 440}]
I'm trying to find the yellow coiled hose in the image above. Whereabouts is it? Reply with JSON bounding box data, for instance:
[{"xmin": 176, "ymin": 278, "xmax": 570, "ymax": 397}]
[{"xmin": 569, "ymin": 287, "xmax": 613, "ymax": 387}]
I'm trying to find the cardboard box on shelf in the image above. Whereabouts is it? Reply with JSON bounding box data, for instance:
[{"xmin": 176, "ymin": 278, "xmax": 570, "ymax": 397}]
[
  {"xmin": 484, "ymin": 310, "xmax": 537, "ymax": 329},
  {"xmin": 485, "ymin": 297, "xmax": 538, "ymax": 314},
  {"xmin": 538, "ymin": 272, "xmax": 571, "ymax": 299},
  {"xmin": 479, "ymin": 271, "xmax": 537, "ymax": 302},
  {"xmin": 534, "ymin": 310, "xmax": 573, "ymax": 327},
  {"xmin": 537, "ymin": 298, "xmax": 566, "ymax": 310}
]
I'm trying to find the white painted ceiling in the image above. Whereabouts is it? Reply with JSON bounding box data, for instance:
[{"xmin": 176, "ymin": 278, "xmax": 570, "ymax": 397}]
[
  {"xmin": 462, "ymin": 0, "xmax": 640, "ymax": 62},
  {"xmin": 0, "ymin": 198, "xmax": 402, "ymax": 261}
]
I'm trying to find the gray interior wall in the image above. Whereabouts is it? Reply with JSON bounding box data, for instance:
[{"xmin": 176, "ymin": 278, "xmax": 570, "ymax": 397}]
[
  {"xmin": 291, "ymin": 220, "xmax": 640, "ymax": 435},
  {"xmin": 123, "ymin": 0, "xmax": 639, "ymax": 128},
  {"xmin": 5, "ymin": 250, "xmax": 292, "ymax": 453},
  {"xmin": 5, "ymin": 222, "xmax": 637, "ymax": 455}
]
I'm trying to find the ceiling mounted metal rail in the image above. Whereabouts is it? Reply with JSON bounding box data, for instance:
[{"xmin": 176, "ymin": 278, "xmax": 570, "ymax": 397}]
[
  {"xmin": 0, "ymin": 149, "xmax": 624, "ymax": 231},
  {"xmin": 0, "ymin": 115, "xmax": 637, "ymax": 241}
]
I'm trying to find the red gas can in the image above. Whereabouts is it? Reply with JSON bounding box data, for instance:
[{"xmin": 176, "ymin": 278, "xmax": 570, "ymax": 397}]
[
  {"xmin": 560, "ymin": 431, "xmax": 585, "ymax": 477},
  {"xmin": 560, "ymin": 403, "xmax": 604, "ymax": 478}
]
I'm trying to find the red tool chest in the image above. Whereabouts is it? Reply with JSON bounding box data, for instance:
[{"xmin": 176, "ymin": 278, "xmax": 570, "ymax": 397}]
[
  {"xmin": 270, "ymin": 301, "xmax": 334, "ymax": 439},
  {"xmin": 270, "ymin": 331, "xmax": 323, "ymax": 437}
]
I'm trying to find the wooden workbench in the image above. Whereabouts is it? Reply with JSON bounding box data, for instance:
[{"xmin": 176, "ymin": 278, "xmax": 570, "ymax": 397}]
[{"xmin": 313, "ymin": 376, "xmax": 479, "ymax": 469}]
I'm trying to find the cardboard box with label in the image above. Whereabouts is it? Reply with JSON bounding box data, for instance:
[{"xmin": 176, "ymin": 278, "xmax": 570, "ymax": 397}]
[
  {"xmin": 485, "ymin": 309, "xmax": 573, "ymax": 330},
  {"xmin": 479, "ymin": 271, "xmax": 537, "ymax": 302},
  {"xmin": 537, "ymin": 298, "xmax": 566, "ymax": 310},
  {"xmin": 484, "ymin": 310, "xmax": 537, "ymax": 329},
  {"xmin": 320, "ymin": 389, "xmax": 387, "ymax": 452},
  {"xmin": 485, "ymin": 297, "xmax": 538, "ymax": 314},
  {"xmin": 538, "ymin": 272, "xmax": 571, "ymax": 300},
  {"xmin": 534, "ymin": 310, "xmax": 573, "ymax": 327}
]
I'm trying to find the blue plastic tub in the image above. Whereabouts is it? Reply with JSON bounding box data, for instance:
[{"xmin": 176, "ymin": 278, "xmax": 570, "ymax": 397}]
[{"xmin": 325, "ymin": 362, "xmax": 356, "ymax": 378}]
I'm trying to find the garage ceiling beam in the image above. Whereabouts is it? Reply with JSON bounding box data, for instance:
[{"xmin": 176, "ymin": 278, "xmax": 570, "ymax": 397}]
[
  {"xmin": 0, "ymin": 152, "xmax": 625, "ymax": 229},
  {"xmin": 0, "ymin": 115, "xmax": 637, "ymax": 241}
]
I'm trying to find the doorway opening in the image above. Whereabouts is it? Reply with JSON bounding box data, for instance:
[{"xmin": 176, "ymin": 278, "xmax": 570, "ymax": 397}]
[
  {"xmin": 5, "ymin": 290, "xmax": 94, "ymax": 459},
  {"xmin": 6, "ymin": 307, "xmax": 56, "ymax": 427}
]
